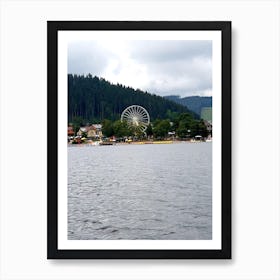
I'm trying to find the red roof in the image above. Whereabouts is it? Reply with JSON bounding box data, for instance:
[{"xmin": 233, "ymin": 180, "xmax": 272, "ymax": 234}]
[
  {"xmin": 86, "ymin": 125, "xmax": 97, "ymax": 131},
  {"xmin": 68, "ymin": 126, "xmax": 74, "ymax": 135}
]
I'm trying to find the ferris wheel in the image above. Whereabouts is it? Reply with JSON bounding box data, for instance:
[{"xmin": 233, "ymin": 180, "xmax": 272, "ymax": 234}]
[{"xmin": 121, "ymin": 105, "xmax": 150, "ymax": 132}]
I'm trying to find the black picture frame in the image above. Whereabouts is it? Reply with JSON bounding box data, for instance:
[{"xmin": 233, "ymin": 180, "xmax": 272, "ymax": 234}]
[{"xmin": 47, "ymin": 21, "xmax": 231, "ymax": 259}]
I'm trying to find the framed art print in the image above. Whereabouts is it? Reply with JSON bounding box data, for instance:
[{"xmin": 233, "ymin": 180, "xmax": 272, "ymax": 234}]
[{"xmin": 47, "ymin": 21, "xmax": 231, "ymax": 259}]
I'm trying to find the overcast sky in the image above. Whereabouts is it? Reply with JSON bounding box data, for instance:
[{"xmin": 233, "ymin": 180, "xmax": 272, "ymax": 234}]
[{"xmin": 68, "ymin": 40, "xmax": 212, "ymax": 98}]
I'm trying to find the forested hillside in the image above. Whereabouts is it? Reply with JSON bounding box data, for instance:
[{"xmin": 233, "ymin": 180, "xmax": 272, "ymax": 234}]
[{"xmin": 68, "ymin": 74, "xmax": 196, "ymax": 124}]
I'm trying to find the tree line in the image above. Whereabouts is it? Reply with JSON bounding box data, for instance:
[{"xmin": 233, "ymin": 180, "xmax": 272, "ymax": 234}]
[
  {"xmin": 68, "ymin": 74, "xmax": 198, "ymax": 124},
  {"xmin": 101, "ymin": 112, "xmax": 208, "ymax": 139}
]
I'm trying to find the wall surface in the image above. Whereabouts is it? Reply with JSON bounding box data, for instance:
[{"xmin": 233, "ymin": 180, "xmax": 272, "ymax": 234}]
[{"xmin": 0, "ymin": 0, "xmax": 279, "ymax": 279}]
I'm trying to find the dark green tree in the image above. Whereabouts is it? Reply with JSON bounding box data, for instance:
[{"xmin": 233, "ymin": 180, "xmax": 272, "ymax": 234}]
[
  {"xmin": 71, "ymin": 116, "xmax": 85, "ymax": 134},
  {"xmin": 192, "ymin": 120, "xmax": 208, "ymax": 137},
  {"xmin": 145, "ymin": 124, "xmax": 153, "ymax": 137},
  {"xmin": 176, "ymin": 121, "xmax": 189, "ymax": 138},
  {"xmin": 153, "ymin": 120, "xmax": 171, "ymax": 139},
  {"xmin": 101, "ymin": 119, "xmax": 114, "ymax": 137},
  {"xmin": 113, "ymin": 120, "xmax": 133, "ymax": 137}
]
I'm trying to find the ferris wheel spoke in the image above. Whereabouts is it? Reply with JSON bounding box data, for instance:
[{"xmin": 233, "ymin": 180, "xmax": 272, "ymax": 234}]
[
  {"xmin": 124, "ymin": 111, "xmax": 133, "ymax": 117},
  {"xmin": 141, "ymin": 117, "xmax": 148, "ymax": 122},
  {"xmin": 137, "ymin": 106, "xmax": 142, "ymax": 114},
  {"xmin": 123, "ymin": 113, "xmax": 131, "ymax": 118},
  {"xmin": 138, "ymin": 122, "xmax": 148, "ymax": 128},
  {"xmin": 140, "ymin": 114, "xmax": 148, "ymax": 120}
]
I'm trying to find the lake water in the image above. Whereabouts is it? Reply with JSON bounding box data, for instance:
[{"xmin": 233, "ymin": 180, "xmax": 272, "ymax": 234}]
[{"xmin": 68, "ymin": 142, "xmax": 212, "ymax": 240}]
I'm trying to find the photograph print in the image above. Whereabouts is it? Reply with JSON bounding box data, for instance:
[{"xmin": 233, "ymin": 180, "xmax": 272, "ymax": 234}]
[{"xmin": 47, "ymin": 21, "xmax": 231, "ymax": 259}]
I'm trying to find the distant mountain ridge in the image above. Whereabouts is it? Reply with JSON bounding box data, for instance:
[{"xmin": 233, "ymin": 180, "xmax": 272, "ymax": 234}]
[{"xmin": 164, "ymin": 95, "xmax": 212, "ymax": 116}]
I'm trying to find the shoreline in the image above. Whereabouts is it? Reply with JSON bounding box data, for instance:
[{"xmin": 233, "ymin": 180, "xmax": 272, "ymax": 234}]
[{"xmin": 68, "ymin": 140, "xmax": 212, "ymax": 147}]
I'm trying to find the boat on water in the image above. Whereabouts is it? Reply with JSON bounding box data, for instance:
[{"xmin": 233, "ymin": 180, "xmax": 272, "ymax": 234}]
[{"xmin": 99, "ymin": 141, "xmax": 114, "ymax": 146}]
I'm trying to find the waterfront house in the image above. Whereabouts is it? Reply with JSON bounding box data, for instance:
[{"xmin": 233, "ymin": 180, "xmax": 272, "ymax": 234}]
[
  {"xmin": 77, "ymin": 127, "xmax": 88, "ymax": 137},
  {"xmin": 204, "ymin": 120, "xmax": 212, "ymax": 136},
  {"xmin": 77, "ymin": 124, "xmax": 103, "ymax": 139},
  {"xmin": 92, "ymin": 124, "xmax": 102, "ymax": 138},
  {"xmin": 68, "ymin": 126, "xmax": 75, "ymax": 136},
  {"xmin": 87, "ymin": 125, "xmax": 98, "ymax": 138}
]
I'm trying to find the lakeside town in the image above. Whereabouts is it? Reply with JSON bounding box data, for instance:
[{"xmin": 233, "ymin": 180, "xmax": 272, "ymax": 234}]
[
  {"xmin": 67, "ymin": 74, "xmax": 213, "ymax": 146},
  {"xmin": 67, "ymin": 118, "xmax": 212, "ymax": 146}
]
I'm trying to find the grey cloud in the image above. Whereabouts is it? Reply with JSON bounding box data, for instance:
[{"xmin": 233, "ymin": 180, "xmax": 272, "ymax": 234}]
[
  {"xmin": 128, "ymin": 40, "xmax": 212, "ymax": 63},
  {"xmin": 126, "ymin": 40, "xmax": 212, "ymax": 97},
  {"xmin": 68, "ymin": 41, "xmax": 112, "ymax": 75},
  {"xmin": 68, "ymin": 40, "xmax": 212, "ymax": 97}
]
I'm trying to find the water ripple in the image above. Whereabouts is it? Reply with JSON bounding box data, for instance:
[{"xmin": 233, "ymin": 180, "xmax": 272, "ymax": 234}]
[{"xmin": 68, "ymin": 143, "xmax": 212, "ymax": 240}]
